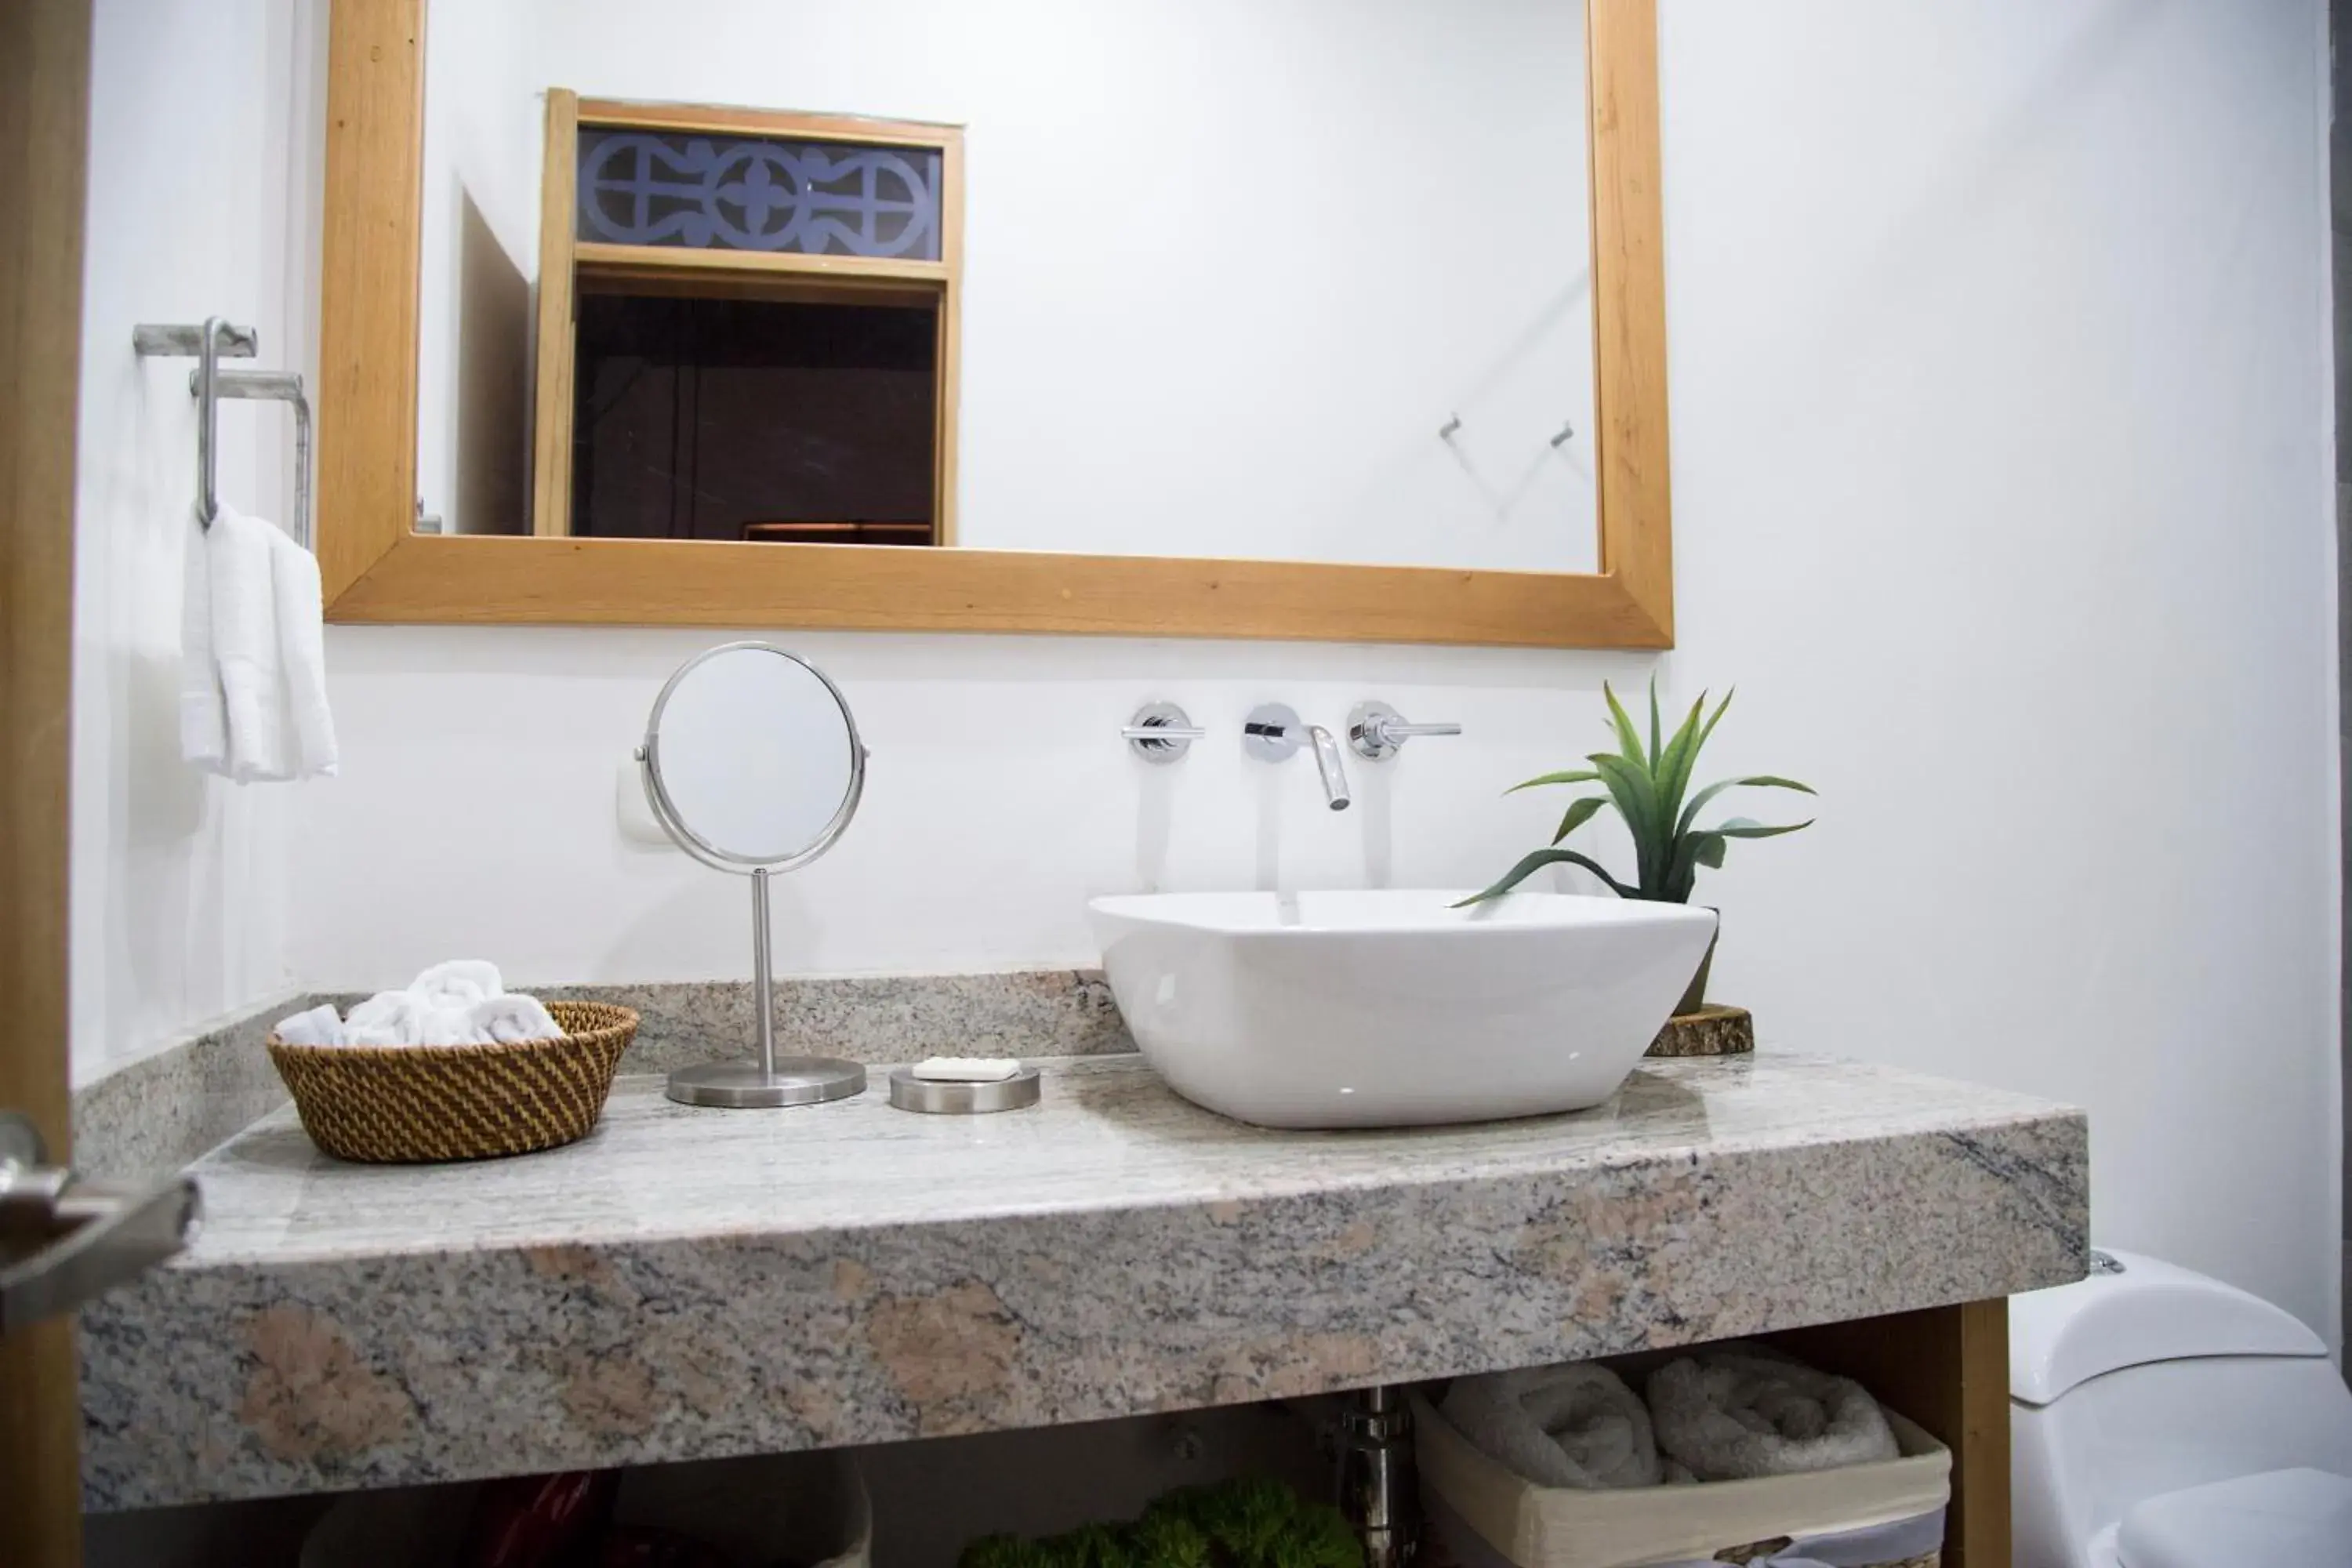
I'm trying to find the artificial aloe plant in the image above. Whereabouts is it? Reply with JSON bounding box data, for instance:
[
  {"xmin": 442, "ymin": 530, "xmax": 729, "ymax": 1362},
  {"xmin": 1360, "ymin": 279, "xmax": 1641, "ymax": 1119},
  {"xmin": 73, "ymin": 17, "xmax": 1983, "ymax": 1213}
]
[{"xmin": 1460, "ymin": 679, "xmax": 1815, "ymax": 907}]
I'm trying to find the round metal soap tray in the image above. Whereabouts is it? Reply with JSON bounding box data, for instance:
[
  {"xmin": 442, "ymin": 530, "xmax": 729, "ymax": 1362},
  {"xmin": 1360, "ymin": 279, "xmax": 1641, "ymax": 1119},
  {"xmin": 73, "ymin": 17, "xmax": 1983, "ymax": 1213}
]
[{"xmin": 887, "ymin": 1065, "xmax": 1041, "ymax": 1114}]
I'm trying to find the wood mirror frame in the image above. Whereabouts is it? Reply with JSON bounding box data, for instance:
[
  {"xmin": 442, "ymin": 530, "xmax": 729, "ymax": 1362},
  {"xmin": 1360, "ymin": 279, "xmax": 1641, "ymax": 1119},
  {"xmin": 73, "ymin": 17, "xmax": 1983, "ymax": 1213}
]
[{"xmin": 319, "ymin": 0, "xmax": 1672, "ymax": 648}]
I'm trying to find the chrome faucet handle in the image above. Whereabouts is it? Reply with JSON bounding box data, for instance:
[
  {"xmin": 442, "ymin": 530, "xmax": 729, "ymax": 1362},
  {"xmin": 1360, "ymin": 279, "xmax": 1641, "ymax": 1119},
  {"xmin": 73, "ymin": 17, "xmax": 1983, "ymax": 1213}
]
[
  {"xmin": 1244, "ymin": 703, "xmax": 1351, "ymax": 811},
  {"xmin": 1348, "ymin": 701, "xmax": 1462, "ymax": 761},
  {"xmin": 1122, "ymin": 701, "xmax": 1204, "ymax": 764},
  {"xmin": 1243, "ymin": 704, "xmax": 1297, "ymax": 754}
]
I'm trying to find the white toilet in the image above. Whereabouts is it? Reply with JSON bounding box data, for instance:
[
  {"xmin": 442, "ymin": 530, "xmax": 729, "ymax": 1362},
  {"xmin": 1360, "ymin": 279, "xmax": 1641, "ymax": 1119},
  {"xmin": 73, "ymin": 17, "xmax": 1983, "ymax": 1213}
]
[{"xmin": 2010, "ymin": 1248, "xmax": 2352, "ymax": 1566}]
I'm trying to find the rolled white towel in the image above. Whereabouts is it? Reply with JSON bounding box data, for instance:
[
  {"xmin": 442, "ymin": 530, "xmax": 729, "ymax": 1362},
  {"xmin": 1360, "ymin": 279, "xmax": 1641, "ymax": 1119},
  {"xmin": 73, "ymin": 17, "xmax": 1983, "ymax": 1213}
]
[
  {"xmin": 1440, "ymin": 1362, "xmax": 1666, "ymax": 1489},
  {"xmin": 274, "ymin": 1004, "xmax": 347, "ymax": 1047},
  {"xmin": 282, "ymin": 966, "xmax": 561, "ymax": 1047},
  {"xmin": 469, "ymin": 993, "xmax": 560, "ymax": 1044},
  {"xmin": 344, "ymin": 991, "xmax": 492, "ymax": 1047},
  {"xmin": 1646, "ymin": 1342, "xmax": 1898, "ymax": 1481},
  {"xmin": 343, "ymin": 989, "xmax": 425, "ymax": 1044},
  {"xmin": 408, "ymin": 960, "xmax": 505, "ymax": 1011}
]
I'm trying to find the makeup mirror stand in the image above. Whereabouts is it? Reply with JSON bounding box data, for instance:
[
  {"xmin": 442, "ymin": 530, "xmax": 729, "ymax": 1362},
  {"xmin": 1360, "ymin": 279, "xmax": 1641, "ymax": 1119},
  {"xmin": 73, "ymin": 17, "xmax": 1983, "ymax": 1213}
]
[
  {"xmin": 666, "ymin": 866, "xmax": 864, "ymax": 1109},
  {"xmin": 640, "ymin": 641, "xmax": 869, "ymax": 1110}
]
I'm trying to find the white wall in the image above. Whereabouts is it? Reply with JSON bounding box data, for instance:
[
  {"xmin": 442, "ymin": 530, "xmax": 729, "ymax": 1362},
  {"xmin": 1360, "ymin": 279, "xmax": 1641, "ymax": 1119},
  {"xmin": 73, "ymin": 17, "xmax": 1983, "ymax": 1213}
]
[
  {"xmin": 426, "ymin": 0, "xmax": 1599, "ymax": 568},
  {"xmin": 415, "ymin": 0, "xmax": 539, "ymax": 537},
  {"xmin": 69, "ymin": 0, "xmax": 321, "ymax": 1085}
]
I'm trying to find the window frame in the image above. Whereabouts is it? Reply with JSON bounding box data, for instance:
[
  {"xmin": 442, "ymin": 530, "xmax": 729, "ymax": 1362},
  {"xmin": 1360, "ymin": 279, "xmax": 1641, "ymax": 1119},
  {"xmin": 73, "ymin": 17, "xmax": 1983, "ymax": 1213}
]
[{"xmin": 534, "ymin": 96, "xmax": 962, "ymax": 543}]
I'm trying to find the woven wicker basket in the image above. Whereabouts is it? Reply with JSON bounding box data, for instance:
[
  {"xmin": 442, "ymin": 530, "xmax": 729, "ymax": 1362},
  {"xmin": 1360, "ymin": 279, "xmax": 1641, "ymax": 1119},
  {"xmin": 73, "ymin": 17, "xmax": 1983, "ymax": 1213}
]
[
  {"xmin": 1417, "ymin": 1390, "xmax": 1947, "ymax": 1568},
  {"xmin": 267, "ymin": 1001, "xmax": 639, "ymax": 1163}
]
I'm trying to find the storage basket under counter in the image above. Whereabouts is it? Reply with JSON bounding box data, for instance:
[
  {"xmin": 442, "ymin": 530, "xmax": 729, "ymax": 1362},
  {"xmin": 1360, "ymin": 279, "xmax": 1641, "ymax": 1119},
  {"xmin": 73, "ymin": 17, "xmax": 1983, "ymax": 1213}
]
[
  {"xmin": 1413, "ymin": 1392, "xmax": 1951, "ymax": 1568},
  {"xmin": 266, "ymin": 1001, "xmax": 640, "ymax": 1163}
]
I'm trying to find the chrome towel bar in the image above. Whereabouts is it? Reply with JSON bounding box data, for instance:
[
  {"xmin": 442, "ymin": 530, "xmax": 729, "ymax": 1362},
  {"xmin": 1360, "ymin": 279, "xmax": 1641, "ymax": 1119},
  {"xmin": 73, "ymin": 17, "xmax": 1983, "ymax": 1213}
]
[{"xmin": 131, "ymin": 317, "xmax": 310, "ymax": 548}]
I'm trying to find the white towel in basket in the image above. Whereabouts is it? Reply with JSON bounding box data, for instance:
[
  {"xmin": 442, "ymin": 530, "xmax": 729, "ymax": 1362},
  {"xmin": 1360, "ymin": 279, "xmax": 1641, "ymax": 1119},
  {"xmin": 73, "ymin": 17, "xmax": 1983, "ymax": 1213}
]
[
  {"xmin": 469, "ymin": 993, "xmax": 560, "ymax": 1044},
  {"xmin": 1646, "ymin": 1342, "xmax": 1898, "ymax": 1482},
  {"xmin": 276, "ymin": 962, "xmax": 558, "ymax": 1047},
  {"xmin": 408, "ymin": 960, "xmax": 506, "ymax": 1011},
  {"xmin": 1440, "ymin": 1362, "xmax": 1670, "ymax": 1489}
]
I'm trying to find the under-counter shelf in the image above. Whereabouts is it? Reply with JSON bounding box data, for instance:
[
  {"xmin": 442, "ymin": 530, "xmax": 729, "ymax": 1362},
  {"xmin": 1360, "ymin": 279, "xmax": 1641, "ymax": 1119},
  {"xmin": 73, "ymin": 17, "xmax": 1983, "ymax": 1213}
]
[{"xmin": 79, "ymin": 1052, "xmax": 2085, "ymax": 1527}]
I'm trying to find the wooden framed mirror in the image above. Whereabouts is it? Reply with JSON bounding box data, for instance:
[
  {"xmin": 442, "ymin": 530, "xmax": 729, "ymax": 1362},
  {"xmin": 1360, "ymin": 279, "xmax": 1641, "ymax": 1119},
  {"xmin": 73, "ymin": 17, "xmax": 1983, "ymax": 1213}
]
[{"xmin": 318, "ymin": 0, "xmax": 1672, "ymax": 648}]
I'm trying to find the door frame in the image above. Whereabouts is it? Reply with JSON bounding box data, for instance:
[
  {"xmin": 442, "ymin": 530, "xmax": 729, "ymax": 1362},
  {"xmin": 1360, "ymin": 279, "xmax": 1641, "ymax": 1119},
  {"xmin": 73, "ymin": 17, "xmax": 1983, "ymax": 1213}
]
[{"xmin": 1, "ymin": 0, "xmax": 94, "ymax": 1561}]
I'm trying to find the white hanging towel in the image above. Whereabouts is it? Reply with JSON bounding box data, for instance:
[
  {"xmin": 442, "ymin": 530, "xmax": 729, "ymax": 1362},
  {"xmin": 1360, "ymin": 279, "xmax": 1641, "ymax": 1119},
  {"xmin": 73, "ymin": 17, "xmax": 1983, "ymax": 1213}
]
[
  {"xmin": 178, "ymin": 505, "xmax": 227, "ymax": 769},
  {"xmin": 267, "ymin": 517, "xmax": 338, "ymax": 777},
  {"xmin": 212, "ymin": 506, "xmax": 287, "ymax": 780},
  {"xmin": 178, "ymin": 503, "xmax": 336, "ymax": 781}
]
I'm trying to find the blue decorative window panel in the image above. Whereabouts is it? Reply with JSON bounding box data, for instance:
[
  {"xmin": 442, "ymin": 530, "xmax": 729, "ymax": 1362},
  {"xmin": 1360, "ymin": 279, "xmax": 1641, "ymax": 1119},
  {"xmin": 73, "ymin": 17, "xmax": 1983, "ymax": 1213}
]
[{"xmin": 576, "ymin": 129, "xmax": 942, "ymax": 260}]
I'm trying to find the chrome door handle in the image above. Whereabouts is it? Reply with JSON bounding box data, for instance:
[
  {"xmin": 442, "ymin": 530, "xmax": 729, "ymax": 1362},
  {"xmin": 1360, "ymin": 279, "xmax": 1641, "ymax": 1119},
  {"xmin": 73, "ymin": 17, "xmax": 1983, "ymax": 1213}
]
[
  {"xmin": 0, "ymin": 1111, "xmax": 199, "ymax": 1334},
  {"xmin": 1348, "ymin": 701, "xmax": 1463, "ymax": 760}
]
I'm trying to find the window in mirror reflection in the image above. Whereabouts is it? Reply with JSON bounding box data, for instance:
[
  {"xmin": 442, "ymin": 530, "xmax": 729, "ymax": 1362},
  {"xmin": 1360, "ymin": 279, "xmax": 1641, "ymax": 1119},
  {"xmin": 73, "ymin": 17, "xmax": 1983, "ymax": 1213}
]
[
  {"xmin": 533, "ymin": 97, "xmax": 963, "ymax": 542},
  {"xmin": 573, "ymin": 292, "xmax": 938, "ymax": 543},
  {"xmin": 576, "ymin": 129, "xmax": 943, "ymax": 260}
]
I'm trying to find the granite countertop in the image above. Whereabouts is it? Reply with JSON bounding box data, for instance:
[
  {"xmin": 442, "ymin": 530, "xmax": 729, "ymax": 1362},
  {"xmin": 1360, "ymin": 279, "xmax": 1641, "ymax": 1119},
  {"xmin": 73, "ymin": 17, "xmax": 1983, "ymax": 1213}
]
[{"xmin": 81, "ymin": 1052, "xmax": 2087, "ymax": 1511}]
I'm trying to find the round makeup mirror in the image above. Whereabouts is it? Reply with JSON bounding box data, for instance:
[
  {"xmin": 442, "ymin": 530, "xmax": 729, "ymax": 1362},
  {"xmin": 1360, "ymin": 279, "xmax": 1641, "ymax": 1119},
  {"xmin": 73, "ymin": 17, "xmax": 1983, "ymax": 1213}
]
[{"xmin": 640, "ymin": 643, "xmax": 868, "ymax": 1109}]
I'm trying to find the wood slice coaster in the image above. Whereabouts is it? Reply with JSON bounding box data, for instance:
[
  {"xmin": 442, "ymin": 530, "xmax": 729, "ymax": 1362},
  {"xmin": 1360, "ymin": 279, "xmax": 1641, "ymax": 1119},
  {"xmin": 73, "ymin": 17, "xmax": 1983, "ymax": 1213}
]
[{"xmin": 1646, "ymin": 1003, "xmax": 1754, "ymax": 1058}]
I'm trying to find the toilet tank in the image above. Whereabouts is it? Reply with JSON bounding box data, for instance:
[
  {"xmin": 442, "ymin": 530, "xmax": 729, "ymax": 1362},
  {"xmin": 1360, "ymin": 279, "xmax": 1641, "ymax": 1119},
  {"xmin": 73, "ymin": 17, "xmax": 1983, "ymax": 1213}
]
[{"xmin": 2009, "ymin": 1251, "xmax": 2352, "ymax": 1568}]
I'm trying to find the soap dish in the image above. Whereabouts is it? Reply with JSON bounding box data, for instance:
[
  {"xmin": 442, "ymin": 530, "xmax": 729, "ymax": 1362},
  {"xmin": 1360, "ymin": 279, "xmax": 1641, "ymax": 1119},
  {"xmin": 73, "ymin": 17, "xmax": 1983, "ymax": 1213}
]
[{"xmin": 887, "ymin": 1065, "xmax": 1040, "ymax": 1115}]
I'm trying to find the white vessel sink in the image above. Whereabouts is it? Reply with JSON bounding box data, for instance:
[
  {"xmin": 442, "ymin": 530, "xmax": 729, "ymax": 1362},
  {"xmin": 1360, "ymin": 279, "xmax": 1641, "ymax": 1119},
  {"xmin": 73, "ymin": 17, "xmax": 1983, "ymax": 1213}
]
[{"xmin": 1088, "ymin": 889, "xmax": 1719, "ymax": 1129}]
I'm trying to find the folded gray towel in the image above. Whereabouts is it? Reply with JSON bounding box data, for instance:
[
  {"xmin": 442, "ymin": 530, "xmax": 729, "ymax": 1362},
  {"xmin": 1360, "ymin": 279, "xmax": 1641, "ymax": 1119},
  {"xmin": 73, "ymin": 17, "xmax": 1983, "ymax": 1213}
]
[
  {"xmin": 1646, "ymin": 1341, "xmax": 1898, "ymax": 1481},
  {"xmin": 1440, "ymin": 1362, "xmax": 1668, "ymax": 1489}
]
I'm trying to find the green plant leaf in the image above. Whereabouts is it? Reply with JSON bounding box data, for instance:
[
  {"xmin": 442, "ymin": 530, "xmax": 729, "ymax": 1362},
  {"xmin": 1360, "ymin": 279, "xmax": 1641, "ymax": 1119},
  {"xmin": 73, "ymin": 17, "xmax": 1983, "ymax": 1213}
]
[
  {"xmin": 1675, "ymin": 775, "xmax": 1817, "ymax": 837},
  {"xmin": 1665, "ymin": 815, "xmax": 1813, "ymax": 900},
  {"xmin": 1587, "ymin": 752, "xmax": 1660, "ymax": 832},
  {"xmin": 1662, "ymin": 830, "xmax": 1709, "ymax": 898},
  {"xmin": 1646, "ymin": 676, "xmax": 1663, "ymax": 767},
  {"xmin": 1504, "ymin": 769, "xmax": 1602, "ymax": 794},
  {"xmin": 1686, "ymin": 688, "xmax": 1736, "ymax": 781},
  {"xmin": 1655, "ymin": 689, "xmax": 1735, "ymax": 851},
  {"xmin": 1652, "ymin": 691, "xmax": 1709, "ymax": 827},
  {"xmin": 1454, "ymin": 847, "xmax": 1637, "ymax": 906},
  {"xmin": 1551, "ymin": 795, "xmax": 1607, "ymax": 844},
  {"xmin": 1587, "ymin": 751, "xmax": 1664, "ymax": 890},
  {"xmin": 1701, "ymin": 817, "xmax": 1815, "ymax": 840},
  {"xmin": 1601, "ymin": 681, "xmax": 1646, "ymax": 767},
  {"xmin": 1127, "ymin": 1513, "xmax": 1210, "ymax": 1568}
]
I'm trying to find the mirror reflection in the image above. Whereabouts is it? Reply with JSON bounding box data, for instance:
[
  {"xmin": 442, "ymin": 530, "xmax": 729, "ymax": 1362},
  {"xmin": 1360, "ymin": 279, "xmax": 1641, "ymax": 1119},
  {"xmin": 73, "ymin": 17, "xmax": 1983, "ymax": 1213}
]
[
  {"xmin": 419, "ymin": 0, "xmax": 1597, "ymax": 572},
  {"xmin": 643, "ymin": 644, "xmax": 863, "ymax": 868}
]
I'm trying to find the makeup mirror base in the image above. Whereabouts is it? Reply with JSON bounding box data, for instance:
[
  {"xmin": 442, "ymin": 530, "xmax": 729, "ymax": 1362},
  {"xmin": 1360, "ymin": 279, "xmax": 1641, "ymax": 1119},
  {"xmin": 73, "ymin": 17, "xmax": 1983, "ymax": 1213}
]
[{"xmin": 665, "ymin": 1057, "xmax": 866, "ymax": 1109}]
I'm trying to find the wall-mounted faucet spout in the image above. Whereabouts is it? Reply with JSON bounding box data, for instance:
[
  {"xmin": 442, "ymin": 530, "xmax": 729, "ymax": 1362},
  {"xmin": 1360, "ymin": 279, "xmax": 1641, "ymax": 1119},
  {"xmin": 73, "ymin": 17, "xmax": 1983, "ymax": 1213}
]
[
  {"xmin": 1303, "ymin": 724, "xmax": 1351, "ymax": 811},
  {"xmin": 1243, "ymin": 703, "xmax": 1351, "ymax": 811}
]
